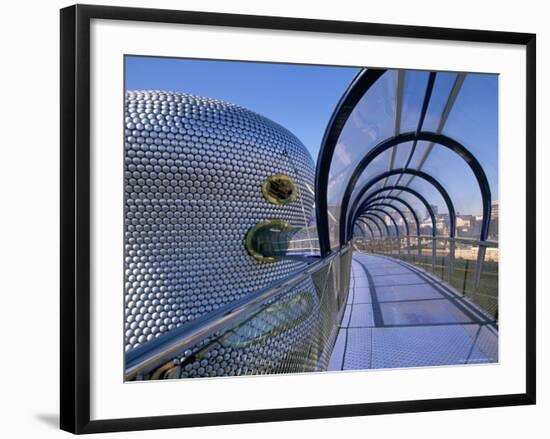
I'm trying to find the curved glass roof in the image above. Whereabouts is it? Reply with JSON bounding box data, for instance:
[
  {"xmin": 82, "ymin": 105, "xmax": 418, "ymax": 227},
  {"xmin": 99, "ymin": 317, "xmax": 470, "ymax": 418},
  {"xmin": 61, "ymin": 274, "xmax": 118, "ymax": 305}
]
[{"xmin": 316, "ymin": 68, "xmax": 498, "ymax": 255}]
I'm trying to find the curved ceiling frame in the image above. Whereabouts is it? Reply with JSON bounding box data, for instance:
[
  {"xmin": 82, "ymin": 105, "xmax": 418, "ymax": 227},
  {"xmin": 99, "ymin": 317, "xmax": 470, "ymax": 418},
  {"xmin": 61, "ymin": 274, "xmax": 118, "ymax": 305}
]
[
  {"xmin": 392, "ymin": 73, "xmax": 466, "ymax": 198},
  {"xmin": 393, "ymin": 72, "xmax": 437, "ymax": 185},
  {"xmin": 360, "ymin": 202, "xmax": 410, "ymax": 237},
  {"xmin": 365, "ymin": 195, "xmax": 421, "ymax": 236},
  {"xmin": 361, "ymin": 207, "xmax": 400, "ymax": 238},
  {"xmin": 338, "ymin": 131, "xmax": 492, "ymax": 248},
  {"xmin": 315, "ymin": 68, "xmax": 388, "ymax": 257},
  {"xmin": 360, "ymin": 202, "xmax": 413, "ymax": 256},
  {"xmin": 347, "ymin": 168, "xmax": 456, "ymax": 242},
  {"xmin": 358, "ymin": 217, "xmax": 382, "ymax": 238},
  {"xmin": 353, "ymin": 186, "xmax": 437, "ymax": 238},
  {"xmin": 362, "ymin": 213, "xmax": 390, "ymax": 237},
  {"xmin": 354, "ymin": 222, "xmax": 372, "ymax": 239},
  {"xmin": 357, "ymin": 218, "xmax": 375, "ymax": 239}
]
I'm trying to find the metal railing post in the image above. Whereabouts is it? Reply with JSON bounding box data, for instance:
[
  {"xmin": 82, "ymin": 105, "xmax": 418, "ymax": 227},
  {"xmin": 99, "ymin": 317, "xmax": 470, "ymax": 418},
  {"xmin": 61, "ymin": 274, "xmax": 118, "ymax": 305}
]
[
  {"xmin": 431, "ymin": 237, "xmax": 436, "ymax": 273},
  {"xmin": 397, "ymin": 235, "xmax": 401, "ymax": 257},
  {"xmin": 474, "ymin": 244, "xmax": 486, "ymax": 288},
  {"xmin": 448, "ymin": 238, "xmax": 455, "ymax": 282}
]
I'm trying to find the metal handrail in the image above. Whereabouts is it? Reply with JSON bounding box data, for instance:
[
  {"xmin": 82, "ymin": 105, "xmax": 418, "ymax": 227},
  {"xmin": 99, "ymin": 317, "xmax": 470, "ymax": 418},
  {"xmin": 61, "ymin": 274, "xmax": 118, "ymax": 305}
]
[
  {"xmin": 356, "ymin": 235, "xmax": 498, "ymax": 248},
  {"xmin": 125, "ymin": 247, "xmax": 349, "ymax": 380}
]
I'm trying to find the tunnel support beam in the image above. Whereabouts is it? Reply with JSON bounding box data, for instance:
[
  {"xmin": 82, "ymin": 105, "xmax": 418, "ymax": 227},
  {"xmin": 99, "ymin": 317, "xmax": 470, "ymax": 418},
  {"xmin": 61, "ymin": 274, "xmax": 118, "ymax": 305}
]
[{"xmin": 315, "ymin": 68, "xmax": 387, "ymax": 257}]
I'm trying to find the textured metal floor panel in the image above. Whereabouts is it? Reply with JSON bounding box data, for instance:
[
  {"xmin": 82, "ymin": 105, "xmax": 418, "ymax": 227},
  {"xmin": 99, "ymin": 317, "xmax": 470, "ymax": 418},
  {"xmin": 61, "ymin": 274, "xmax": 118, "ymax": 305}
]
[
  {"xmin": 353, "ymin": 276, "xmax": 371, "ymax": 288},
  {"xmin": 327, "ymin": 253, "xmax": 498, "ymax": 371},
  {"xmin": 349, "ymin": 304, "xmax": 375, "ymax": 327},
  {"xmin": 342, "ymin": 328, "xmax": 372, "ymax": 370},
  {"xmin": 353, "ymin": 287, "xmax": 372, "ymax": 304},
  {"xmin": 462, "ymin": 323, "xmax": 499, "ymax": 363},
  {"xmin": 341, "ymin": 305, "xmax": 352, "ymax": 327},
  {"xmin": 371, "ymin": 324, "xmax": 490, "ymax": 368},
  {"xmin": 327, "ymin": 329, "xmax": 348, "ymax": 370}
]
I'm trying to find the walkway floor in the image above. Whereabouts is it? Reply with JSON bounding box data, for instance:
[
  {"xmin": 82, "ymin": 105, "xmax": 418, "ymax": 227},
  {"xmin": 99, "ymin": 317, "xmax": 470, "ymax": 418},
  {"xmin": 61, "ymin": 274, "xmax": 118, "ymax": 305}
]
[{"xmin": 327, "ymin": 253, "xmax": 498, "ymax": 371}]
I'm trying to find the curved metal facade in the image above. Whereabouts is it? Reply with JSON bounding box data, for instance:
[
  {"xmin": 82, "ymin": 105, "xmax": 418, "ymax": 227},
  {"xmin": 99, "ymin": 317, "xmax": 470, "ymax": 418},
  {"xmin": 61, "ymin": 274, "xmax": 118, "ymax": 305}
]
[{"xmin": 124, "ymin": 91, "xmax": 315, "ymax": 352}]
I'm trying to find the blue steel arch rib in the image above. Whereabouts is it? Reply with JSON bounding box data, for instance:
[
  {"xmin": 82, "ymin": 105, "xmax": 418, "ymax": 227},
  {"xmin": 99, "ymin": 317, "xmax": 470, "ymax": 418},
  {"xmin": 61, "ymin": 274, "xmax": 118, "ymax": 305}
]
[
  {"xmin": 358, "ymin": 217, "xmax": 382, "ymax": 238},
  {"xmin": 315, "ymin": 68, "xmax": 387, "ymax": 257},
  {"xmin": 354, "ymin": 222, "xmax": 371, "ymax": 239},
  {"xmin": 346, "ymin": 168, "xmax": 456, "ymax": 242},
  {"xmin": 393, "ymin": 71, "xmax": 437, "ymax": 187},
  {"xmin": 357, "ymin": 218, "xmax": 376, "ymax": 239},
  {"xmin": 361, "ymin": 203, "xmax": 413, "ymax": 256},
  {"xmin": 353, "ymin": 186, "xmax": 437, "ymax": 238},
  {"xmin": 363, "ymin": 207, "xmax": 400, "ymax": 237},
  {"xmin": 338, "ymin": 131, "xmax": 492, "ymax": 247},
  {"xmin": 361, "ymin": 202, "xmax": 410, "ymax": 237},
  {"xmin": 365, "ymin": 195, "xmax": 421, "ymax": 236},
  {"xmin": 362, "ymin": 213, "xmax": 389, "ymax": 237}
]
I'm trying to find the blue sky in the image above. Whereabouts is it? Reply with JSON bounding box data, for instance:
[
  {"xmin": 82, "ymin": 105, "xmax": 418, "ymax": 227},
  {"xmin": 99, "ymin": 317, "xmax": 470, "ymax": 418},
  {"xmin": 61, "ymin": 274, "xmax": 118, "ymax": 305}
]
[
  {"xmin": 125, "ymin": 56, "xmax": 358, "ymax": 161},
  {"xmin": 125, "ymin": 56, "xmax": 498, "ymax": 216}
]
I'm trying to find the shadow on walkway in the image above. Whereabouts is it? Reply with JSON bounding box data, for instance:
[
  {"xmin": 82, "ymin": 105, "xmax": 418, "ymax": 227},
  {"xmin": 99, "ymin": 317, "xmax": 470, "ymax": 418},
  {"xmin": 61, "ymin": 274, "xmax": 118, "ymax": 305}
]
[{"xmin": 327, "ymin": 253, "xmax": 498, "ymax": 371}]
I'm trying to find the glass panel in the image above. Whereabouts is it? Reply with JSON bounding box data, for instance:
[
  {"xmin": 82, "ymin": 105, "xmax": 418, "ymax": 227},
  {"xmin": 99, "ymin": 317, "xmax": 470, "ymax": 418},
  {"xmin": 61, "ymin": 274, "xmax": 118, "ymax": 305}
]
[
  {"xmin": 396, "ymin": 191, "xmax": 433, "ymax": 236},
  {"xmin": 479, "ymin": 245, "xmax": 499, "ymax": 317},
  {"xmin": 369, "ymin": 205, "xmax": 406, "ymax": 236},
  {"xmin": 406, "ymin": 177, "xmax": 450, "ymax": 236},
  {"xmin": 390, "ymin": 141, "xmax": 414, "ymax": 169},
  {"xmin": 370, "ymin": 184, "xmax": 438, "ymax": 232},
  {"xmin": 327, "ymin": 70, "xmax": 398, "ymax": 249},
  {"xmin": 419, "ymin": 237, "xmax": 435, "ymax": 273},
  {"xmin": 131, "ymin": 247, "xmax": 355, "ymax": 380},
  {"xmin": 449, "ymin": 242, "xmax": 498, "ymax": 318},
  {"xmin": 350, "ymin": 148, "xmax": 393, "ymax": 205},
  {"xmin": 371, "ymin": 210, "xmax": 396, "ymax": 237},
  {"xmin": 383, "ymin": 174, "xmax": 401, "ymax": 188},
  {"xmin": 434, "ymin": 239, "xmax": 451, "ymax": 281},
  {"xmin": 288, "ymin": 181, "xmax": 320, "ymax": 255},
  {"xmin": 406, "ymin": 140, "xmax": 431, "ymax": 170},
  {"xmin": 360, "ymin": 215, "xmax": 384, "ymax": 238},
  {"xmin": 441, "ymin": 73, "xmax": 498, "ymax": 240},
  {"xmin": 395, "ymin": 201, "xmax": 418, "ymax": 236},
  {"xmin": 422, "ymin": 72, "xmax": 457, "ymax": 131},
  {"xmin": 360, "ymin": 198, "xmax": 417, "ymax": 236},
  {"xmin": 353, "ymin": 223, "xmax": 368, "ymax": 238},
  {"xmin": 400, "ymin": 71, "xmax": 430, "ymax": 132},
  {"xmin": 356, "ymin": 219, "xmax": 369, "ymax": 239},
  {"xmin": 418, "ymin": 146, "xmax": 483, "ymax": 238},
  {"xmin": 364, "ymin": 192, "xmax": 424, "ymax": 235},
  {"xmin": 323, "ymin": 69, "xmax": 498, "ymax": 251}
]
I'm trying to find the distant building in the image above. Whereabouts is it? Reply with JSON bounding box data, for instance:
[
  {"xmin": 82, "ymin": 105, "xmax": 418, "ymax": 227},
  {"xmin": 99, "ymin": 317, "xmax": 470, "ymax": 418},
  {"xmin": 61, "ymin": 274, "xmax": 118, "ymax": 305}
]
[
  {"xmin": 456, "ymin": 214, "xmax": 477, "ymax": 238},
  {"xmin": 491, "ymin": 200, "xmax": 499, "ymax": 219},
  {"xmin": 489, "ymin": 200, "xmax": 499, "ymax": 240}
]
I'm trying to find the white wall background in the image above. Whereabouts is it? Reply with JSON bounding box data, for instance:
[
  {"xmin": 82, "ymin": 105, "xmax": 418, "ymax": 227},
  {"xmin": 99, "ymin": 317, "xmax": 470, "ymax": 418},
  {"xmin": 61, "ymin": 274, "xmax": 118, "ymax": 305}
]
[{"xmin": 0, "ymin": 0, "xmax": 546, "ymax": 437}]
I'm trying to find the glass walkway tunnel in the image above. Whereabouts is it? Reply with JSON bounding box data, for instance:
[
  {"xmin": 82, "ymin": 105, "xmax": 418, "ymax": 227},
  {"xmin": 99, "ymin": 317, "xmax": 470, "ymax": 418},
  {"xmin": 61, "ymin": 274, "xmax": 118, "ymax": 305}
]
[
  {"xmin": 124, "ymin": 67, "xmax": 499, "ymax": 381},
  {"xmin": 316, "ymin": 68, "xmax": 499, "ymax": 371}
]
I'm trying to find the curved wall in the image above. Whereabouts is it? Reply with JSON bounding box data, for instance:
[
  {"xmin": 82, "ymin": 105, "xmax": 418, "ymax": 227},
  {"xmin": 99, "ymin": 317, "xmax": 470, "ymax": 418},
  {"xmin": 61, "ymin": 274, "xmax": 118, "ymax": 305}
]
[{"xmin": 124, "ymin": 91, "xmax": 315, "ymax": 351}]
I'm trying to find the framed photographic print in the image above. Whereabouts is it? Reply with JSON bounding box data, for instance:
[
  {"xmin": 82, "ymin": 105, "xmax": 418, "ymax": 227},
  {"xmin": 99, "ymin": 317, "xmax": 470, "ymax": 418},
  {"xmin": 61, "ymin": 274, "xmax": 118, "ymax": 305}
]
[{"xmin": 60, "ymin": 4, "xmax": 536, "ymax": 434}]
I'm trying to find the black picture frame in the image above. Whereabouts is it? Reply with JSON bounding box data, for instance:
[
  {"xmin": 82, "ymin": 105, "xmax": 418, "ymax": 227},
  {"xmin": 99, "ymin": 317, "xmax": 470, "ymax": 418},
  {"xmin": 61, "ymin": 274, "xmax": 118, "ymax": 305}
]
[{"xmin": 60, "ymin": 4, "xmax": 536, "ymax": 434}]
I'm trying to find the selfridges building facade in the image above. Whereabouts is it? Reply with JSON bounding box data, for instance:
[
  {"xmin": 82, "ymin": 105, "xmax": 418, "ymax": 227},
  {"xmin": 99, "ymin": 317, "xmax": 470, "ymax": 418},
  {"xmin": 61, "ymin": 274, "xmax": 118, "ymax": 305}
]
[{"xmin": 124, "ymin": 91, "xmax": 346, "ymax": 379}]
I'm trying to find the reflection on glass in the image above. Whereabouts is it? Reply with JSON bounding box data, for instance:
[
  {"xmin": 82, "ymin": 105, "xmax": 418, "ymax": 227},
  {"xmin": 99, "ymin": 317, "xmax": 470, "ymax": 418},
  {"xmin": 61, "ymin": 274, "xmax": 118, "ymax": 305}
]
[{"xmin": 245, "ymin": 220, "xmax": 293, "ymax": 261}]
